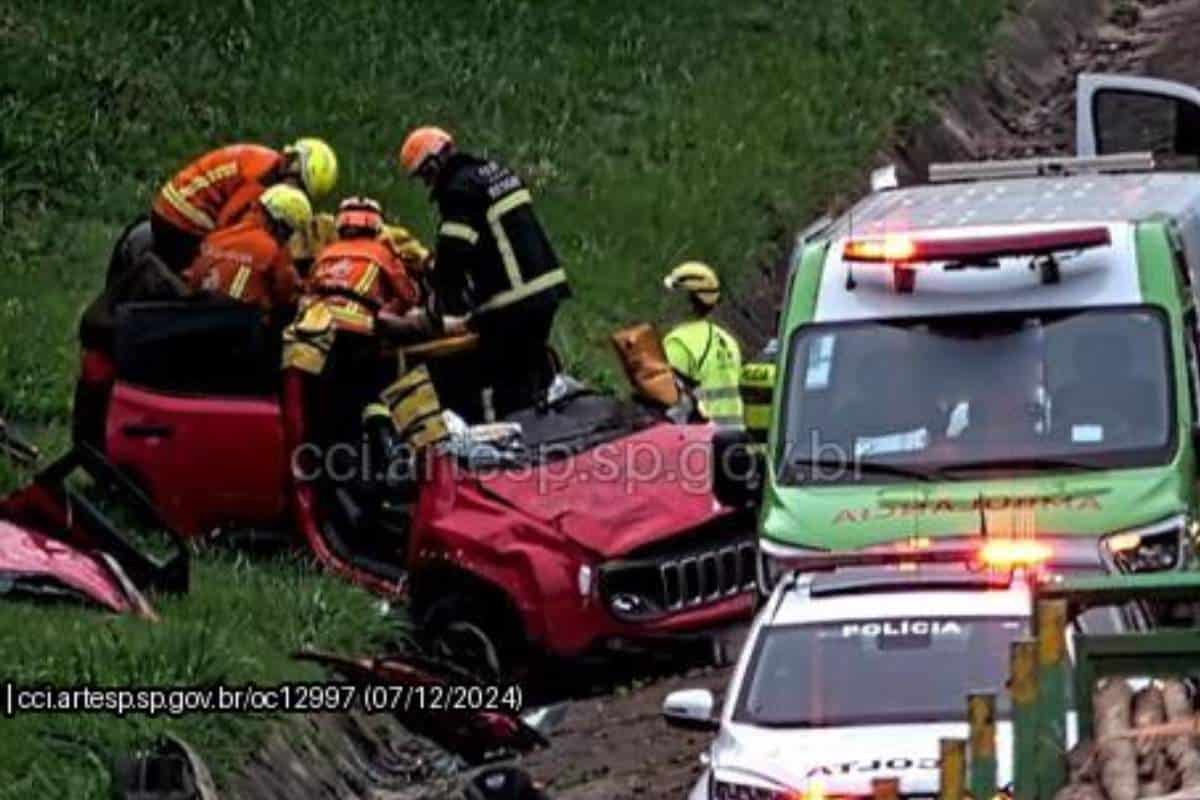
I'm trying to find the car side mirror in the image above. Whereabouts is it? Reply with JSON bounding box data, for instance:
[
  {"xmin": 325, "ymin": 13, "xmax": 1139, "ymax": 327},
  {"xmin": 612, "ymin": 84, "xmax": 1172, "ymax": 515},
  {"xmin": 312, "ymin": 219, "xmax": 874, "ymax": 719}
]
[
  {"xmin": 662, "ymin": 688, "xmax": 719, "ymax": 732},
  {"xmin": 712, "ymin": 428, "xmax": 763, "ymax": 508}
]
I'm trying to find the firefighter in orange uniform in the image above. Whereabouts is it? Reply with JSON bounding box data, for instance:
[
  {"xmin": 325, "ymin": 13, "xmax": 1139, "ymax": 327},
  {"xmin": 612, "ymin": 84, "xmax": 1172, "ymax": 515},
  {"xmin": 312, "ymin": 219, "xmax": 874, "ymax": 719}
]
[
  {"xmin": 286, "ymin": 197, "xmax": 438, "ymax": 451},
  {"xmin": 307, "ymin": 197, "xmax": 420, "ymax": 336},
  {"xmin": 184, "ymin": 184, "xmax": 313, "ymax": 324},
  {"xmin": 151, "ymin": 138, "xmax": 337, "ymax": 272}
]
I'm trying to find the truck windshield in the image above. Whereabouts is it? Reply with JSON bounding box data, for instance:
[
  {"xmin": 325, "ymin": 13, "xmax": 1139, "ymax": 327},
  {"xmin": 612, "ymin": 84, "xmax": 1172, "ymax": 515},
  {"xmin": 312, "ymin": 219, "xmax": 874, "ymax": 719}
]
[
  {"xmin": 735, "ymin": 616, "xmax": 1027, "ymax": 726},
  {"xmin": 778, "ymin": 307, "xmax": 1174, "ymax": 484}
]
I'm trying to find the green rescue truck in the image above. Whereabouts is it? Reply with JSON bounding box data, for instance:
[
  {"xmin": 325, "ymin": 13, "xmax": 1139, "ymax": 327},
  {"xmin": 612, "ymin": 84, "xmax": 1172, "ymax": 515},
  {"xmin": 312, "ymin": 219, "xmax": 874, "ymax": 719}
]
[{"xmin": 714, "ymin": 74, "xmax": 1200, "ymax": 590}]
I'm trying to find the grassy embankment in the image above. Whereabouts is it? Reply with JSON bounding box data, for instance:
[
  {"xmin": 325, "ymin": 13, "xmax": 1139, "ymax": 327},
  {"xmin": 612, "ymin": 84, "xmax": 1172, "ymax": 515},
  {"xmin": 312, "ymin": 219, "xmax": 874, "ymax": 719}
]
[{"xmin": 0, "ymin": 0, "xmax": 1003, "ymax": 795}]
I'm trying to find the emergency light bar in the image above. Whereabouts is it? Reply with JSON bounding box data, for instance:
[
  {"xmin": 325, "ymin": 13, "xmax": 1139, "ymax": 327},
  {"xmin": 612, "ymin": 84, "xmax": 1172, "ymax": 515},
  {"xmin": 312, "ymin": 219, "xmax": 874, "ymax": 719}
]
[
  {"xmin": 780, "ymin": 536, "xmax": 1051, "ymax": 574},
  {"xmin": 928, "ymin": 151, "xmax": 1155, "ymax": 183},
  {"xmin": 842, "ymin": 226, "xmax": 1112, "ymax": 264}
]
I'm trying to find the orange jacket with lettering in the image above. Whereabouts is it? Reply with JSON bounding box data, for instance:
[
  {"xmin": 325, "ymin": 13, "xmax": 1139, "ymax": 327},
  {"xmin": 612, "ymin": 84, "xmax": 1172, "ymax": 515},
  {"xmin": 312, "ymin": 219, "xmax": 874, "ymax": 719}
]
[
  {"xmin": 307, "ymin": 238, "xmax": 419, "ymax": 334},
  {"xmin": 152, "ymin": 144, "xmax": 284, "ymax": 236},
  {"xmin": 184, "ymin": 216, "xmax": 300, "ymax": 314}
]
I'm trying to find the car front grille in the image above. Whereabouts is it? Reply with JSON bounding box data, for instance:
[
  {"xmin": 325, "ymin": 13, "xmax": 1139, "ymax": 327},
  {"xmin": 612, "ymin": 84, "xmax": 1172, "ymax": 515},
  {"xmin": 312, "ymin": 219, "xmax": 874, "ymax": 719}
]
[{"xmin": 599, "ymin": 538, "xmax": 757, "ymax": 621}]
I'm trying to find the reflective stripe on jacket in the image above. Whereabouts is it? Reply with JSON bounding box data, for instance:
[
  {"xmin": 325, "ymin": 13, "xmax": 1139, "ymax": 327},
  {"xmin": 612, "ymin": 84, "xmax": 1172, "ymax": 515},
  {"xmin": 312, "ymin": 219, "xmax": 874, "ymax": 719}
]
[
  {"xmin": 663, "ymin": 319, "xmax": 744, "ymax": 427},
  {"xmin": 152, "ymin": 144, "xmax": 284, "ymax": 236},
  {"xmin": 431, "ymin": 152, "xmax": 569, "ymax": 319},
  {"xmin": 307, "ymin": 238, "xmax": 418, "ymax": 334},
  {"xmin": 183, "ymin": 218, "xmax": 299, "ymax": 313}
]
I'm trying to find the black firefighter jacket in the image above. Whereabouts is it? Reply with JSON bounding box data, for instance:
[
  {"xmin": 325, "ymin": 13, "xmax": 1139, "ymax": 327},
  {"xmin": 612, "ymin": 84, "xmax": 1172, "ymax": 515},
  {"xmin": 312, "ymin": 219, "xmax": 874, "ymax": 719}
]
[{"xmin": 430, "ymin": 153, "xmax": 570, "ymax": 325}]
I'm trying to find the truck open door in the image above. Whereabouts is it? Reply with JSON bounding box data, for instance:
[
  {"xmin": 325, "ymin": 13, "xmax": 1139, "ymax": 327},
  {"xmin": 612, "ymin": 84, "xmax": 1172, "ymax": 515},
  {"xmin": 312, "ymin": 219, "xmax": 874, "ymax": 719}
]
[{"xmin": 1076, "ymin": 73, "xmax": 1200, "ymax": 163}]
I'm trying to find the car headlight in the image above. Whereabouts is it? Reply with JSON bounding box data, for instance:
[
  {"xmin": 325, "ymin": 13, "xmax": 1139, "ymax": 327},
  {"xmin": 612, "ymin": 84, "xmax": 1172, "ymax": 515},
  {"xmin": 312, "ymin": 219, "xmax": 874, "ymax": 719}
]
[
  {"xmin": 1102, "ymin": 515, "xmax": 1191, "ymax": 573},
  {"xmin": 711, "ymin": 777, "xmax": 797, "ymax": 800}
]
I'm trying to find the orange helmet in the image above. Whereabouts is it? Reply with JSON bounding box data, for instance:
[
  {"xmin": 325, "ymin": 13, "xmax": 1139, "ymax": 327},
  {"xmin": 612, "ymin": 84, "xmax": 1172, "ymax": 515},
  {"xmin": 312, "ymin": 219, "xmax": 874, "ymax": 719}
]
[
  {"xmin": 335, "ymin": 196, "xmax": 384, "ymax": 237},
  {"xmin": 399, "ymin": 126, "xmax": 455, "ymax": 176}
]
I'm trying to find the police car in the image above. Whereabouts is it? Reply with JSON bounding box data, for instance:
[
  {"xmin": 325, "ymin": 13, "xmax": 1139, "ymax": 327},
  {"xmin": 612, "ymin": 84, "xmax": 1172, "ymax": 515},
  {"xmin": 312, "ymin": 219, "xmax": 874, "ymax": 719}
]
[{"xmin": 661, "ymin": 538, "xmax": 1137, "ymax": 799}]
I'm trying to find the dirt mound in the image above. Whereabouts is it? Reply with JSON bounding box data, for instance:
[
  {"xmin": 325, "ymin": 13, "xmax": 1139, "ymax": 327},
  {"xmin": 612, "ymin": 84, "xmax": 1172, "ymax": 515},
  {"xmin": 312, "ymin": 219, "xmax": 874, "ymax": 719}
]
[{"xmin": 521, "ymin": 668, "xmax": 730, "ymax": 799}]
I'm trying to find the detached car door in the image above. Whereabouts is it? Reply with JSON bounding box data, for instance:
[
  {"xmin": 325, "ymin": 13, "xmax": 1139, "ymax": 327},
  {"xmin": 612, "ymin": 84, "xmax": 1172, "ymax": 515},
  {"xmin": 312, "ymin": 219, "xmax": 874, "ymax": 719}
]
[
  {"xmin": 1076, "ymin": 73, "xmax": 1200, "ymax": 162},
  {"xmin": 105, "ymin": 301, "xmax": 288, "ymax": 537}
]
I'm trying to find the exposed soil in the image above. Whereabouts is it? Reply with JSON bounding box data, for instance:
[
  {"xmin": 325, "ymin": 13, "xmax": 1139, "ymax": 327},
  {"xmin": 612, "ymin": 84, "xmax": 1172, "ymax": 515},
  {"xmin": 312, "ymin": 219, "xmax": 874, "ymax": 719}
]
[
  {"xmin": 519, "ymin": 668, "xmax": 730, "ymax": 800},
  {"xmin": 720, "ymin": 0, "xmax": 1200, "ymax": 353},
  {"xmin": 228, "ymin": 1, "xmax": 1200, "ymax": 798}
]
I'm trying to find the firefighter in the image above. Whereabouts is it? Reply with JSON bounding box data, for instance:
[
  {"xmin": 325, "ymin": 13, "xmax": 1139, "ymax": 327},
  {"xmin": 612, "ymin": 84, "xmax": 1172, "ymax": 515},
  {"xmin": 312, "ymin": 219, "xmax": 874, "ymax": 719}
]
[
  {"xmin": 662, "ymin": 261, "xmax": 744, "ymax": 428},
  {"xmin": 398, "ymin": 126, "xmax": 570, "ymax": 421},
  {"xmin": 284, "ymin": 197, "xmax": 449, "ymax": 455},
  {"xmin": 183, "ymin": 184, "xmax": 312, "ymax": 323},
  {"xmin": 307, "ymin": 197, "xmax": 420, "ymax": 336},
  {"xmin": 151, "ymin": 138, "xmax": 338, "ymax": 272},
  {"xmin": 289, "ymin": 215, "xmax": 430, "ymax": 281}
]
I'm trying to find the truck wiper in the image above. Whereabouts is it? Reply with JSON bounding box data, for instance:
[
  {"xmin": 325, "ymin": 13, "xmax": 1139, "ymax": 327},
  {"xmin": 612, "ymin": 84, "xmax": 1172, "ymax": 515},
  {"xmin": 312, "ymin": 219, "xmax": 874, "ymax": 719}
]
[
  {"xmin": 940, "ymin": 456, "xmax": 1102, "ymax": 475},
  {"xmin": 785, "ymin": 457, "xmax": 936, "ymax": 483}
]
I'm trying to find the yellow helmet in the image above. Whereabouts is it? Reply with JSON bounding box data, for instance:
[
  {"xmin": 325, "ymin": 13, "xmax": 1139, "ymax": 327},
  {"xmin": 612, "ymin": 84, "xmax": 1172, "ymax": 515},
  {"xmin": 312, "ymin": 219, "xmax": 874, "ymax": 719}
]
[
  {"xmin": 664, "ymin": 261, "xmax": 720, "ymax": 307},
  {"xmin": 285, "ymin": 137, "xmax": 338, "ymax": 198},
  {"xmin": 260, "ymin": 184, "xmax": 313, "ymax": 232}
]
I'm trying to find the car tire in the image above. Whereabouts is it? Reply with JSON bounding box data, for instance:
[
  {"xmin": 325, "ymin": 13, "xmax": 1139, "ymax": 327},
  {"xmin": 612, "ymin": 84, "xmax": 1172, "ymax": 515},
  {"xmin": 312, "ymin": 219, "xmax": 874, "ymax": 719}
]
[{"xmin": 420, "ymin": 593, "xmax": 524, "ymax": 683}]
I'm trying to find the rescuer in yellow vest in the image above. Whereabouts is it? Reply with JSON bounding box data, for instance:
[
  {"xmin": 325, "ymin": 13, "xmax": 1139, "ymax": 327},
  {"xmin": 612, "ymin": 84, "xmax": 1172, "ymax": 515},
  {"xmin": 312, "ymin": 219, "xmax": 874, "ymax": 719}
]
[{"xmin": 662, "ymin": 262, "xmax": 744, "ymax": 427}]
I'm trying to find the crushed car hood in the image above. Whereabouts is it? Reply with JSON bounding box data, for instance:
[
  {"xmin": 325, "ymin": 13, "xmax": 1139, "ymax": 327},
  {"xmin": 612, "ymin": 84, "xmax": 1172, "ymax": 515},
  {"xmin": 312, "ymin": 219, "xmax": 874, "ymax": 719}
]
[
  {"xmin": 0, "ymin": 520, "xmax": 150, "ymax": 615},
  {"xmin": 465, "ymin": 423, "xmax": 731, "ymax": 558}
]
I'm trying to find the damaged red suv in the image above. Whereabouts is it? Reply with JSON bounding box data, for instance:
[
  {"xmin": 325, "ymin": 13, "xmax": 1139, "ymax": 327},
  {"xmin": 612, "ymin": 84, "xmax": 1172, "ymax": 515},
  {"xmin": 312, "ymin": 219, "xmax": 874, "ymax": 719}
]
[{"xmin": 73, "ymin": 296, "xmax": 757, "ymax": 676}]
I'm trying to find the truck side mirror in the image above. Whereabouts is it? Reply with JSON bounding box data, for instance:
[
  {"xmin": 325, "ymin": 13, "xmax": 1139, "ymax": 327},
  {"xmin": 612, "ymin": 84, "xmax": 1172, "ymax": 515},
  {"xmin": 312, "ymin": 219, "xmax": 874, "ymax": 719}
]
[
  {"xmin": 712, "ymin": 428, "xmax": 763, "ymax": 508},
  {"xmin": 662, "ymin": 688, "xmax": 719, "ymax": 732}
]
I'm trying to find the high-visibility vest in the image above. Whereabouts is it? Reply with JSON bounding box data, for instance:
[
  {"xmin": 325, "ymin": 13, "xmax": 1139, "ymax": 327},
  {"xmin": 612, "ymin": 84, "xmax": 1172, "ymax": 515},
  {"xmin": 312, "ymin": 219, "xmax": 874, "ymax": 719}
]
[{"xmin": 663, "ymin": 320, "xmax": 744, "ymax": 427}]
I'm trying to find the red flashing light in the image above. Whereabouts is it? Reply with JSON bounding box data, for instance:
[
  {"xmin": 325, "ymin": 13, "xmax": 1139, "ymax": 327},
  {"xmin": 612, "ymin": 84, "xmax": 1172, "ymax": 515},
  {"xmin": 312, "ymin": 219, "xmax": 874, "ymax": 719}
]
[{"xmin": 842, "ymin": 226, "xmax": 1112, "ymax": 264}]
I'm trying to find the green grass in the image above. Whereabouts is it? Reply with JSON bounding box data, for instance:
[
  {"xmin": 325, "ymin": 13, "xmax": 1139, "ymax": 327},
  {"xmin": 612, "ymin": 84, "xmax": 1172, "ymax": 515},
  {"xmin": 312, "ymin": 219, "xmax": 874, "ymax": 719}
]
[
  {"xmin": 0, "ymin": 0, "xmax": 1006, "ymax": 794},
  {"xmin": 0, "ymin": 554, "xmax": 394, "ymax": 799}
]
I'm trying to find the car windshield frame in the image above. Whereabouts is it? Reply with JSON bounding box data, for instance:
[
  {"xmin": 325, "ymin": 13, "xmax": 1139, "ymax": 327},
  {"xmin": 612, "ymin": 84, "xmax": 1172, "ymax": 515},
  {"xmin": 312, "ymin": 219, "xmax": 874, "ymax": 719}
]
[
  {"xmin": 732, "ymin": 614, "xmax": 1030, "ymax": 728},
  {"xmin": 775, "ymin": 305, "xmax": 1178, "ymax": 485}
]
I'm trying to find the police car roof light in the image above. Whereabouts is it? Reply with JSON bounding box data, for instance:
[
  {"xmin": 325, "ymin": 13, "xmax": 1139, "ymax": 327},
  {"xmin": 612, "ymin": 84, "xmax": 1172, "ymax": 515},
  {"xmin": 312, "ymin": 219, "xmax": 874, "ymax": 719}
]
[
  {"xmin": 782, "ymin": 535, "xmax": 1051, "ymax": 576},
  {"xmin": 779, "ymin": 543, "xmax": 984, "ymax": 574},
  {"xmin": 841, "ymin": 226, "xmax": 1112, "ymax": 264}
]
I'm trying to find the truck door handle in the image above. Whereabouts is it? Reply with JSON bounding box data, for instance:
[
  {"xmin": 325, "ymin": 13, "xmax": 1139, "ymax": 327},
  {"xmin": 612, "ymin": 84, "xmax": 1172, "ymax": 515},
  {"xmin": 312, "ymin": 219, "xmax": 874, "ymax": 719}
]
[{"xmin": 121, "ymin": 424, "xmax": 173, "ymax": 439}]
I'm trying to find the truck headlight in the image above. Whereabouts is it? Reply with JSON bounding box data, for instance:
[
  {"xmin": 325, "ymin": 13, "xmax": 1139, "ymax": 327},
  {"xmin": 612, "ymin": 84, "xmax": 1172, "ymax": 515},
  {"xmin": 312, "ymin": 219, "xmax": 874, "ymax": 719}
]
[{"xmin": 1102, "ymin": 515, "xmax": 1191, "ymax": 573}]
